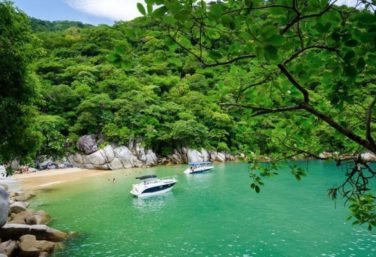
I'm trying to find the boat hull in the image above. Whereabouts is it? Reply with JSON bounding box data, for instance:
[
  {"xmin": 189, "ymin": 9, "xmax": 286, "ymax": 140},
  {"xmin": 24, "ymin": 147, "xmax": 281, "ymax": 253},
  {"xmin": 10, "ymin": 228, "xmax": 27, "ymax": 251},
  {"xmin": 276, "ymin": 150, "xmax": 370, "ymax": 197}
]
[
  {"xmin": 184, "ymin": 166, "xmax": 214, "ymax": 174},
  {"xmin": 130, "ymin": 182, "xmax": 176, "ymax": 198}
]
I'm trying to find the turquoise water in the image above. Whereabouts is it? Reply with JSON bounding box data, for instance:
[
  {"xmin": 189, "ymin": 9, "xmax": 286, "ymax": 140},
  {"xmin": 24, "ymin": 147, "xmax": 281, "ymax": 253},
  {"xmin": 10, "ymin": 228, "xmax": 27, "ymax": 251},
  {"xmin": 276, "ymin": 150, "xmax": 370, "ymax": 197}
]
[{"xmin": 31, "ymin": 161, "xmax": 376, "ymax": 257}]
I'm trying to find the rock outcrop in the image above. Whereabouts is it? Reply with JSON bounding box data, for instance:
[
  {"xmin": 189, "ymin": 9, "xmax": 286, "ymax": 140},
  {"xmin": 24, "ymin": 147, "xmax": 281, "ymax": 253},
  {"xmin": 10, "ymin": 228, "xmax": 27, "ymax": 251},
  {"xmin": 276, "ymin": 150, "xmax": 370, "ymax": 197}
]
[
  {"xmin": 166, "ymin": 148, "xmax": 235, "ymax": 164},
  {"xmin": 19, "ymin": 234, "xmax": 56, "ymax": 257},
  {"xmin": 69, "ymin": 144, "xmax": 159, "ymax": 170},
  {"xmin": 0, "ymin": 188, "xmax": 9, "ymax": 228},
  {"xmin": 76, "ymin": 135, "xmax": 98, "ymax": 155},
  {"xmin": 361, "ymin": 152, "xmax": 376, "ymax": 162},
  {"xmin": 0, "ymin": 240, "xmax": 17, "ymax": 257},
  {"xmin": 68, "ymin": 142, "xmax": 237, "ymax": 170},
  {"xmin": 1, "ymin": 186, "xmax": 66, "ymax": 257}
]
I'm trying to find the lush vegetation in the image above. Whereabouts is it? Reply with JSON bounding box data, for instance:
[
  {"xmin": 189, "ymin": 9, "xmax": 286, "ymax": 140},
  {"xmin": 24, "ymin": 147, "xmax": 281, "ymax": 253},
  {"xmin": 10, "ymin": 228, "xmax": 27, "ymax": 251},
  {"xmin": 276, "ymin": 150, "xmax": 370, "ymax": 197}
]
[
  {"xmin": 139, "ymin": 0, "xmax": 376, "ymax": 228},
  {"xmin": 0, "ymin": 0, "xmax": 375, "ymax": 228}
]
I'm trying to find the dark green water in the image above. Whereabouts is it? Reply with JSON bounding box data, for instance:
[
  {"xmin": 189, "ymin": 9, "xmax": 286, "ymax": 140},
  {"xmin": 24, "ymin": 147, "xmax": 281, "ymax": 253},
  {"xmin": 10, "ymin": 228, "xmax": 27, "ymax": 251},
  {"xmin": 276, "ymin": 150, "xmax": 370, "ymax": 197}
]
[{"xmin": 31, "ymin": 161, "xmax": 376, "ymax": 257}]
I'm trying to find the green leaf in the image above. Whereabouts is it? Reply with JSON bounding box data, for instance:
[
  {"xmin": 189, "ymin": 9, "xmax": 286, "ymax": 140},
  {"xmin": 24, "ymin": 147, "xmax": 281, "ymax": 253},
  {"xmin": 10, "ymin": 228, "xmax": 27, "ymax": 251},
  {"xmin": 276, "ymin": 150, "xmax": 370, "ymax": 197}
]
[
  {"xmin": 147, "ymin": 3, "xmax": 153, "ymax": 14},
  {"xmin": 345, "ymin": 39, "xmax": 358, "ymax": 47},
  {"xmin": 137, "ymin": 3, "xmax": 146, "ymax": 15},
  {"xmin": 264, "ymin": 45, "xmax": 278, "ymax": 60},
  {"xmin": 265, "ymin": 34, "xmax": 284, "ymax": 46},
  {"xmin": 344, "ymin": 50, "xmax": 355, "ymax": 62},
  {"xmin": 358, "ymin": 13, "xmax": 376, "ymax": 24},
  {"xmin": 153, "ymin": 6, "xmax": 168, "ymax": 17},
  {"xmin": 344, "ymin": 65, "xmax": 357, "ymax": 77},
  {"xmin": 331, "ymin": 31, "xmax": 341, "ymax": 41},
  {"xmin": 357, "ymin": 58, "xmax": 366, "ymax": 70}
]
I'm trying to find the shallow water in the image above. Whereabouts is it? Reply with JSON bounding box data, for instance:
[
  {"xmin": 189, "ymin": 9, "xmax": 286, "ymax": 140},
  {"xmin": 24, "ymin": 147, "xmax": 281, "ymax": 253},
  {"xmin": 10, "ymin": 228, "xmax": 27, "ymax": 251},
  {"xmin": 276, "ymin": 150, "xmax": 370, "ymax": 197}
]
[{"xmin": 31, "ymin": 161, "xmax": 376, "ymax": 257}]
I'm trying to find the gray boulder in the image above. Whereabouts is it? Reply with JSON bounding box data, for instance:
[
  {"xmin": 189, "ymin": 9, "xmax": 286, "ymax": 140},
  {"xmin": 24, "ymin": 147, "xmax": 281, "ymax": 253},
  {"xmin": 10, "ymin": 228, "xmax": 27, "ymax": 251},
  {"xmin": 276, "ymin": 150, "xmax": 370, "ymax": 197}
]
[
  {"xmin": 0, "ymin": 188, "xmax": 9, "ymax": 228},
  {"xmin": 114, "ymin": 146, "xmax": 142, "ymax": 168},
  {"xmin": 209, "ymin": 151, "xmax": 218, "ymax": 162},
  {"xmin": 187, "ymin": 149, "xmax": 204, "ymax": 163},
  {"xmin": 143, "ymin": 150, "xmax": 158, "ymax": 166},
  {"xmin": 84, "ymin": 151, "xmax": 106, "ymax": 166},
  {"xmin": 361, "ymin": 152, "xmax": 376, "ymax": 162},
  {"xmin": 103, "ymin": 145, "xmax": 115, "ymax": 162},
  {"xmin": 76, "ymin": 135, "xmax": 98, "ymax": 154},
  {"xmin": 108, "ymin": 158, "xmax": 123, "ymax": 170},
  {"xmin": 0, "ymin": 165, "xmax": 6, "ymax": 178},
  {"xmin": 216, "ymin": 152, "xmax": 226, "ymax": 162},
  {"xmin": 201, "ymin": 149, "xmax": 210, "ymax": 162}
]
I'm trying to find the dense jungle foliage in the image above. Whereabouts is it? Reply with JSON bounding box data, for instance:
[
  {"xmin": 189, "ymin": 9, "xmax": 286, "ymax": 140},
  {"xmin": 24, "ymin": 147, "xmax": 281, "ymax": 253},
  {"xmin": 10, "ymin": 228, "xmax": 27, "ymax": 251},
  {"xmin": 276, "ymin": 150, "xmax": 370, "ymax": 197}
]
[
  {"xmin": 0, "ymin": 0, "xmax": 375, "ymax": 227},
  {"xmin": 5, "ymin": 1, "xmax": 373, "ymax": 163}
]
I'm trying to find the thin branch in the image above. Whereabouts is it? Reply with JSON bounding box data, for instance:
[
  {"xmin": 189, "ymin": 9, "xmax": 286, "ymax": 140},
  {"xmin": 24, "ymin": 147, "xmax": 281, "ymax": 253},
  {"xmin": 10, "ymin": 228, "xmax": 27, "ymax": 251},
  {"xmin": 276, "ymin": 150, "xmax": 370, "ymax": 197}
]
[
  {"xmin": 223, "ymin": 4, "xmax": 296, "ymax": 15},
  {"xmin": 220, "ymin": 102, "xmax": 302, "ymax": 116},
  {"xmin": 283, "ymin": 45, "xmax": 339, "ymax": 65},
  {"xmin": 278, "ymin": 64, "xmax": 309, "ymax": 103},
  {"xmin": 366, "ymin": 95, "xmax": 376, "ymax": 147},
  {"xmin": 239, "ymin": 74, "xmax": 273, "ymax": 94},
  {"xmin": 169, "ymin": 31, "xmax": 255, "ymax": 67},
  {"xmin": 281, "ymin": 0, "xmax": 338, "ymax": 34},
  {"xmin": 301, "ymin": 103, "xmax": 376, "ymax": 153}
]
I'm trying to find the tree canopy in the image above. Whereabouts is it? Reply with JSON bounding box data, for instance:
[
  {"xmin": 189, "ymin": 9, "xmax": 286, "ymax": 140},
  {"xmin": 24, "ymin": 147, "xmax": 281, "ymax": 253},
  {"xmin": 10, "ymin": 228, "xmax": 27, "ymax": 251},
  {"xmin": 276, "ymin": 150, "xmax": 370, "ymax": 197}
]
[
  {"xmin": 0, "ymin": 0, "xmax": 375, "ymax": 229},
  {"xmin": 0, "ymin": 1, "xmax": 42, "ymax": 163},
  {"xmin": 136, "ymin": 0, "xmax": 376, "ymax": 228}
]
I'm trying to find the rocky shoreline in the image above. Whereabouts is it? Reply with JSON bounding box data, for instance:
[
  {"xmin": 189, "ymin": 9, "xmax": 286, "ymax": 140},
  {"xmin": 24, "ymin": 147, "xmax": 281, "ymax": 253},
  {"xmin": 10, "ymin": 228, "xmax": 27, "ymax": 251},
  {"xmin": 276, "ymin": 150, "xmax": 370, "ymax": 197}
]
[{"xmin": 0, "ymin": 181, "xmax": 67, "ymax": 257}]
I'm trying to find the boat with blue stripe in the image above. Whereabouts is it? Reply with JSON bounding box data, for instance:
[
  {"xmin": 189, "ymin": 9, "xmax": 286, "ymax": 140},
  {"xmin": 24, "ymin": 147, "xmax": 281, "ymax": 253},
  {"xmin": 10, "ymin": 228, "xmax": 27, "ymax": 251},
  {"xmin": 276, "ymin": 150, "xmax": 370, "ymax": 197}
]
[{"xmin": 184, "ymin": 161, "xmax": 214, "ymax": 174}]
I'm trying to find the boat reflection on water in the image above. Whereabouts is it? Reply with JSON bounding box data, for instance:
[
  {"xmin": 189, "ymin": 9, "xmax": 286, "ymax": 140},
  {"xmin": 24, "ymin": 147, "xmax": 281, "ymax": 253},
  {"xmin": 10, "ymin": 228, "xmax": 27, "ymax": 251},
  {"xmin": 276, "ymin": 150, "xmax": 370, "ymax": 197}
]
[{"xmin": 132, "ymin": 193, "xmax": 175, "ymax": 213}]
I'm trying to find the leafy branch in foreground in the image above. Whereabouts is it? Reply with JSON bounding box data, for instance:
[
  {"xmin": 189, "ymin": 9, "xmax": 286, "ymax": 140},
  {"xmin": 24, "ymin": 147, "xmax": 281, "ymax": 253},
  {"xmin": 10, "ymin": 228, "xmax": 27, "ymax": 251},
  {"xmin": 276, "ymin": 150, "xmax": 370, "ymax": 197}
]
[{"xmin": 141, "ymin": 0, "xmax": 376, "ymax": 228}]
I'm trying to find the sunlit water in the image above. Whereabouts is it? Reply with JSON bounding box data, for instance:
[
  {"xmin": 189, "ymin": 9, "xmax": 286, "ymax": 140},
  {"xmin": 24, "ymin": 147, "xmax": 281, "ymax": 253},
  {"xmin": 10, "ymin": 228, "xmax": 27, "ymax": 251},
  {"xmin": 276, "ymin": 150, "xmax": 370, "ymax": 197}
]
[{"xmin": 31, "ymin": 161, "xmax": 376, "ymax": 257}]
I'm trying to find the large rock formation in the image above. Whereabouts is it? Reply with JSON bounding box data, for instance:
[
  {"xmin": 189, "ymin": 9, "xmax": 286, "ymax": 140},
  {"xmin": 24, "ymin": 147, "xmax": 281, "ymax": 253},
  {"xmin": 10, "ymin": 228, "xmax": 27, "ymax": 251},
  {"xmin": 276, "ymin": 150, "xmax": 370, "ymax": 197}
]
[
  {"xmin": 19, "ymin": 234, "xmax": 56, "ymax": 257},
  {"xmin": 361, "ymin": 152, "xmax": 376, "ymax": 162},
  {"xmin": 76, "ymin": 135, "xmax": 98, "ymax": 155},
  {"xmin": 68, "ymin": 135, "xmax": 238, "ymax": 170},
  {"xmin": 0, "ymin": 224, "xmax": 67, "ymax": 242},
  {"xmin": 69, "ymin": 144, "xmax": 159, "ymax": 170},
  {"xmin": 187, "ymin": 149, "xmax": 210, "ymax": 163},
  {"xmin": 0, "ymin": 188, "xmax": 9, "ymax": 228}
]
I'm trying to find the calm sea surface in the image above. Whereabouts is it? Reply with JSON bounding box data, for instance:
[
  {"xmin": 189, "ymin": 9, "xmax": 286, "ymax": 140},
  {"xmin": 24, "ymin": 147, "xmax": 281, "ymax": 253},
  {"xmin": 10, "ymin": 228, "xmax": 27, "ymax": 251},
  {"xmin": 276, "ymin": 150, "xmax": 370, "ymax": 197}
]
[{"xmin": 31, "ymin": 161, "xmax": 376, "ymax": 257}]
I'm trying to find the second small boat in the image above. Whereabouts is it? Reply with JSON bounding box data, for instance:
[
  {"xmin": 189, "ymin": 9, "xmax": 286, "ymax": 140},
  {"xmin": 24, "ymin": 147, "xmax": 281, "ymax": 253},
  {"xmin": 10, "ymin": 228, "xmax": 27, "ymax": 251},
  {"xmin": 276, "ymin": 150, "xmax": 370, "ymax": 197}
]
[{"xmin": 184, "ymin": 162, "xmax": 214, "ymax": 174}]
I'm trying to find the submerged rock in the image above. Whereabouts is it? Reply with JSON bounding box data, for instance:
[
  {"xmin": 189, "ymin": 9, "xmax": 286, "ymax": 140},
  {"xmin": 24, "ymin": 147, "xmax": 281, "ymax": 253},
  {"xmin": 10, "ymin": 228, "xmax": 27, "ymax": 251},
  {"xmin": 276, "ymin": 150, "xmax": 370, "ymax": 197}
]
[
  {"xmin": 0, "ymin": 224, "xmax": 67, "ymax": 242},
  {"xmin": 19, "ymin": 234, "xmax": 56, "ymax": 257}
]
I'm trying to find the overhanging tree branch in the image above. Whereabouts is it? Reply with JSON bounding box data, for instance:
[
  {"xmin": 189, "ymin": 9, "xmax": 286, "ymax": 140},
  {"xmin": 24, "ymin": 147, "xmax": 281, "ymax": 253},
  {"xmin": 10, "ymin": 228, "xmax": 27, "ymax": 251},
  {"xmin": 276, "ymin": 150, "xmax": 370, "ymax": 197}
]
[
  {"xmin": 301, "ymin": 103, "xmax": 376, "ymax": 153},
  {"xmin": 366, "ymin": 95, "xmax": 376, "ymax": 147},
  {"xmin": 283, "ymin": 45, "xmax": 339, "ymax": 65},
  {"xmin": 281, "ymin": 0, "xmax": 338, "ymax": 34},
  {"xmin": 278, "ymin": 64, "xmax": 309, "ymax": 103}
]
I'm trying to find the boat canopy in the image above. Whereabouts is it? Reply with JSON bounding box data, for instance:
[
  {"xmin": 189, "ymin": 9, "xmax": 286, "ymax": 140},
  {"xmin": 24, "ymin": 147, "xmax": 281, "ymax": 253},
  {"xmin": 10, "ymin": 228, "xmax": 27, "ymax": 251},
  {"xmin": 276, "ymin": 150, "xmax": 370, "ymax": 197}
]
[
  {"xmin": 188, "ymin": 162, "xmax": 212, "ymax": 166},
  {"xmin": 136, "ymin": 175, "xmax": 157, "ymax": 180}
]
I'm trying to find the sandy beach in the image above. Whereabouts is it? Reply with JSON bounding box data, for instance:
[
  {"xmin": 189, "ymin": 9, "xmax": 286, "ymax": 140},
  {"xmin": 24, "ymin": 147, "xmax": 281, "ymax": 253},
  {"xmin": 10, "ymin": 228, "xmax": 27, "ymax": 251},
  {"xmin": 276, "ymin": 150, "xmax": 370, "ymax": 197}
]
[{"xmin": 12, "ymin": 168, "xmax": 111, "ymax": 190}]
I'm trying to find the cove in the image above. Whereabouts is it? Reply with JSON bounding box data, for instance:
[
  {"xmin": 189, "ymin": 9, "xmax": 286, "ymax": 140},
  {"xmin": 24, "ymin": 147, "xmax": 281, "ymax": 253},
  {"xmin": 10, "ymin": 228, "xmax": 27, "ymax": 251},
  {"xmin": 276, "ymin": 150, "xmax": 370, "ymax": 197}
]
[{"xmin": 31, "ymin": 161, "xmax": 376, "ymax": 257}]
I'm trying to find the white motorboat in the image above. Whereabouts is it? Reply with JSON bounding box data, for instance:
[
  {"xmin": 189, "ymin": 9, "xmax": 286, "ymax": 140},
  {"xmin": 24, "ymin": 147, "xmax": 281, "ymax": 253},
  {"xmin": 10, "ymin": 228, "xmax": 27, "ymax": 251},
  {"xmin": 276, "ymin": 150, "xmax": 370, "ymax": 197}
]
[
  {"xmin": 184, "ymin": 162, "xmax": 214, "ymax": 174},
  {"xmin": 130, "ymin": 175, "xmax": 177, "ymax": 197}
]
